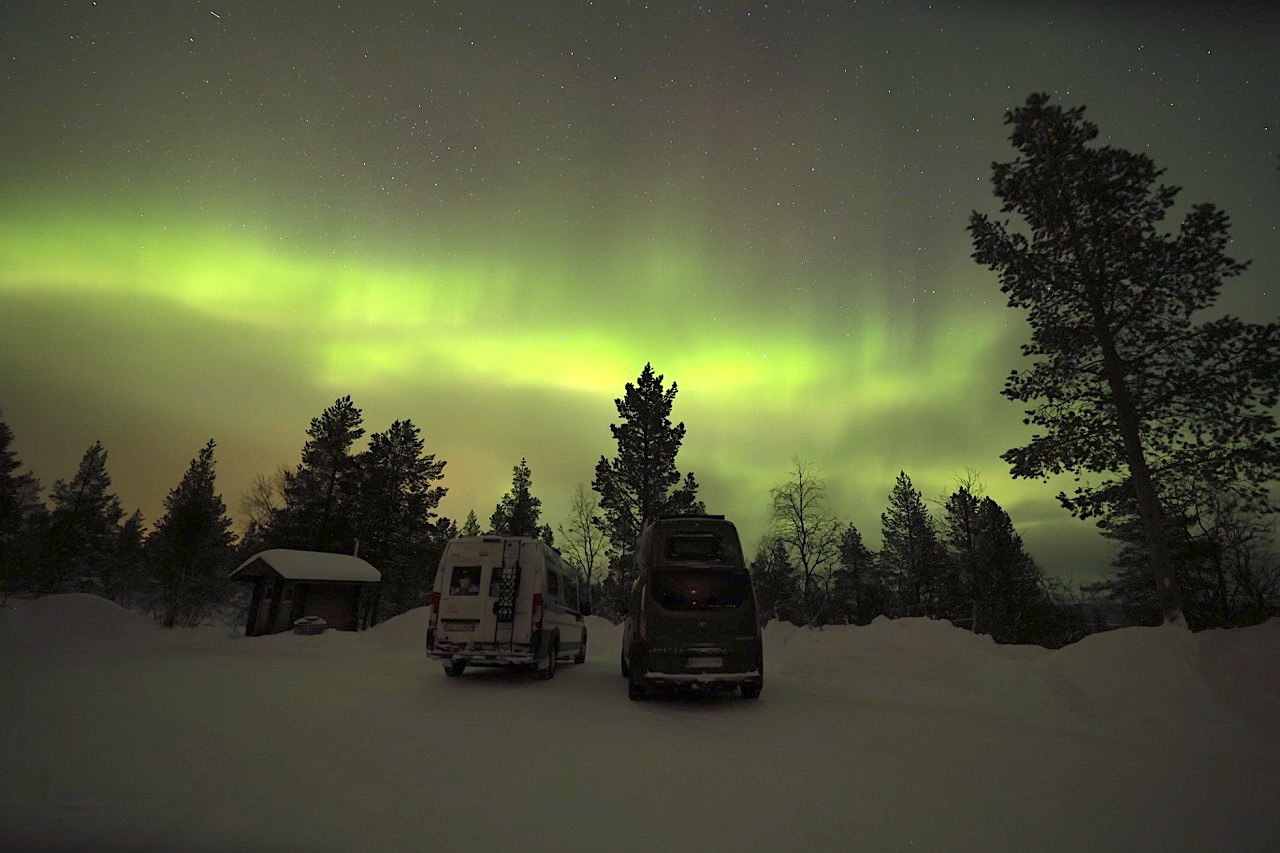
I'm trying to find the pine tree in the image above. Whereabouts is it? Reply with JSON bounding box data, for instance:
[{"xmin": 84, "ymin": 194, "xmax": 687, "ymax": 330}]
[
  {"xmin": 593, "ymin": 364, "xmax": 704, "ymax": 615},
  {"xmin": 750, "ymin": 536, "xmax": 801, "ymax": 625},
  {"xmin": 831, "ymin": 523, "xmax": 880, "ymax": 624},
  {"xmin": 107, "ymin": 509, "xmax": 147, "ymax": 607},
  {"xmin": 0, "ymin": 414, "xmax": 43, "ymax": 597},
  {"xmin": 147, "ymin": 440, "xmax": 235, "ymax": 628},
  {"xmin": 489, "ymin": 457, "xmax": 545, "ymax": 538},
  {"xmin": 969, "ymin": 93, "xmax": 1280, "ymax": 625},
  {"xmin": 879, "ymin": 472, "xmax": 945, "ymax": 618},
  {"xmin": 460, "ymin": 510, "xmax": 482, "ymax": 537},
  {"xmin": 351, "ymin": 419, "xmax": 447, "ymax": 619},
  {"xmin": 946, "ymin": 493, "xmax": 1052, "ymax": 643},
  {"xmin": 274, "ymin": 395, "xmax": 365, "ymax": 551},
  {"xmin": 46, "ymin": 441, "xmax": 123, "ymax": 594},
  {"xmin": 593, "ymin": 363, "xmax": 703, "ymax": 554}
]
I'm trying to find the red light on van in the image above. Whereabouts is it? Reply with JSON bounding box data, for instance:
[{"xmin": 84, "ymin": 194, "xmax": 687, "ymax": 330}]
[
  {"xmin": 428, "ymin": 591, "xmax": 441, "ymax": 632},
  {"xmin": 638, "ymin": 585, "xmax": 648, "ymax": 644},
  {"xmin": 531, "ymin": 592, "xmax": 544, "ymax": 633}
]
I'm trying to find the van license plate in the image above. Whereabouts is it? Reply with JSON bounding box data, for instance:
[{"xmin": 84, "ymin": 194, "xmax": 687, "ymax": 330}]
[
  {"xmin": 686, "ymin": 657, "xmax": 722, "ymax": 669},
  {"xmin": 443, "ymin": 621, "xmax": 476, "ymax": 632}
]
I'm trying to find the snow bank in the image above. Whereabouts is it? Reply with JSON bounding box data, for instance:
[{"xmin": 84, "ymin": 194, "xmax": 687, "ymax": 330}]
[
  {"xmin": 0, "ymin": 593, "xmax": 160, "ymax": 649},
  {"xmin": 3, "ymin": 595, "xmax": 1277, "ymax": 852}
]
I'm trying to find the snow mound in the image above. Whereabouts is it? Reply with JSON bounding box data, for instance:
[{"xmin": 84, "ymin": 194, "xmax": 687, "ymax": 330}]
[
  {"xmin": 0, "ymin": 594, "xmax": 159, "ymax": 648},
  {"xmin": 364, "ymin": 603, "xmax": 431, "ymax": 650}
]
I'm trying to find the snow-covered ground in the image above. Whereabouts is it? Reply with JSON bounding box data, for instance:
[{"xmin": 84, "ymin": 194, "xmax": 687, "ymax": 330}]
[{"xmin": 2, "ymin": 595, "xmax": 1277, "ymax": 852}]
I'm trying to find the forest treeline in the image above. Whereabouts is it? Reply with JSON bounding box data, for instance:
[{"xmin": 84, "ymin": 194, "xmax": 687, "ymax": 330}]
[{"xmin": 2, "ymin": 93, "xmax": 1277, "ymax": 641}]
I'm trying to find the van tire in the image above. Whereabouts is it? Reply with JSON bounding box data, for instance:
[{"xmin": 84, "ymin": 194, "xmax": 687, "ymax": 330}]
[
  {"xmin": 620, "ymin": 649, "xmax": 630, "ymax": 677},
  {"xmin": 574, "ymin": 630, "xmax": 587, "ymax": 664},
  {"xmin": 740, "ymin": 681, "xmax": 762, "ymax": 699},
  {"xmin": 538, "ymin": 637, "xmax": 559, "ymax": 680},
  {"xmin": 627, "ymin": 669, "xmax": 647, "ymax": 701},
  {"xmin": 444, "ymin": 661, "xmax": 466, "ymax": 677},
  {"xmin": 627, "ymin": 651, "xmax": 647, "ymax": 700}
]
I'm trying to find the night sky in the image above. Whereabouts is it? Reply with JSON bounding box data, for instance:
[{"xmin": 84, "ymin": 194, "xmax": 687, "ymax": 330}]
[{"xmin": 2, "ymin": 1, "xmax": 1277, "ymax": 582}]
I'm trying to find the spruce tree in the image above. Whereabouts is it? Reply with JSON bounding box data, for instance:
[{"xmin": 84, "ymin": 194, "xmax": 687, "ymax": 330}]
[
  {"xmin": 147, "ymin": 440, "xmax": 235, "ymax": 628},
  {"xmin": 0, "ymin": 414, "xmax": 43, "ymax": 596},
  {"xmin": 46, "ymin": 441, "xmax": 123, "ymax": 594},
  {"xmin": 489, "ymin": 457, "xmax": 544, "ymax": 538},
  {"xmin": 750, "ymin": 537, "xmax": 801, "ymax": 625},
  {"xmin": 460, "ymin": 510, "xmax": 482, "ymax": 537},
  {"xmin": 879, "ymin": 472, "xmax": 945, "ymax": 618},
  {"xmin": 351, "ymin": 418, "xmax": 447, "ymax": 619},
  {"xmin": 832, "ymin": 523, "xmax": 880, "ymax": 625},
  {"xmin": 969, "ymin": 93, "xmax": 1280, "ymax": 626},
  {"xmin": 108, "ymin": 509, "xmax": 147, "ymax": 607}
]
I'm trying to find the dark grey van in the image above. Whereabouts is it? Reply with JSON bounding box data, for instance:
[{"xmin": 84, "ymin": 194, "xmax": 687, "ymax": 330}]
[{"xmin": 620, "ymin": 515, "xmax": 763, "ymax": 700}]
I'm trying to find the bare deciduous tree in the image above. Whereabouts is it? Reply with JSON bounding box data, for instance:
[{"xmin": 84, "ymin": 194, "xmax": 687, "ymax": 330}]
[
  {"xmin": 557, "ymin": 482, "xmax": 606, "ymax": 613},
  {"xmin": 770, "ymin": 458, "xmax": 841, "ymax": 625}
]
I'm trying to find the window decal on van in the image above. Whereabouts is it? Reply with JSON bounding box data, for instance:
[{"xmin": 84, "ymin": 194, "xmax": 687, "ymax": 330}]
[{"xmin": 449, "ymin": 566, "xmax": 481, "ymax": 596}]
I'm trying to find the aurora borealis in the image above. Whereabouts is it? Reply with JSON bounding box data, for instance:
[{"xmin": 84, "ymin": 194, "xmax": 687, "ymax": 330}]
[{"xmin": 2, "ymin": 2, "xmax": 1277, "ymax": 581}]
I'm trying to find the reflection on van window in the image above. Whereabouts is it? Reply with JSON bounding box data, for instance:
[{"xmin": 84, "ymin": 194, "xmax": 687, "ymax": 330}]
[
  {"xmin": 449, "ymin": 566, "xmax": 481, "ymax": 596},
  {"xmin": 547, "ymin": 570, "xmax": 560, "ymax": 597},
  {"xmin": 654, "ymin": 570, "xmax": 750, "ymax": 611}
]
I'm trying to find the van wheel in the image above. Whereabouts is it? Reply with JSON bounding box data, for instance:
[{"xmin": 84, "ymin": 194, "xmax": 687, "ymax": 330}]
[
  {"xmin": 574, "ymin": 631, "xmax": 587, "ymax": 664},
  {"xmin": 740, "ymin": 681, "xmax": 762, "ymax": 699},
  {"xmin": 444, "ymin": 661, "xmax": 466, "ymax": 678},
  {"xmin": 627, "ymin": 652, "xmax": 647, "ymax": 700},
  {"xmin": 628, "ymin": 669, "xmax": 647, "ymax": 701},
  {"xmin": 538, "ymin": 638, "xmax": 559, "ymax": 680}
]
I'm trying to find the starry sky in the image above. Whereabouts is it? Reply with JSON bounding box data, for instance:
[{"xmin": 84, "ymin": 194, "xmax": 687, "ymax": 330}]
[{"xmin": 1, "ymin": 1, "xmax": 1277, "ymax": 582}]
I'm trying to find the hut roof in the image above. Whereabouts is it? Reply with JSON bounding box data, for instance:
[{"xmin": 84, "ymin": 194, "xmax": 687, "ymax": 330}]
[{"xmin": 230, "ymin": 549, "xmax": 381, "ymax": 584}]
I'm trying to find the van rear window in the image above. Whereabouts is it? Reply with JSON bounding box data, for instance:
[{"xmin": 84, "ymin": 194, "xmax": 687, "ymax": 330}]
[
  {"xmin": 653, "ymin": 570, "xmax": 750, "ymax": 611},
  {"xmin": 449, "ymin": 566, "xmax": 481, "ymax": 596}
]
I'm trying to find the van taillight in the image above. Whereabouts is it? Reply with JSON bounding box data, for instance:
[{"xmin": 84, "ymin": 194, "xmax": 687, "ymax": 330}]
[
  {"xmin": 638, "ymin": 585, "xmax": 648, "ymax": 644},
  {"xmin": 428, "ymin": 591, "xmax": 441, "ymax": 632},
  {"xmin": 531, "ymin": 592, "xmax": 544, "ymax": 632}
]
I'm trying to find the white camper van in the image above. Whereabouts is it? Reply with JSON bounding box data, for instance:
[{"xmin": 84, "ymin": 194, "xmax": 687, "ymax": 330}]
[{"xmin": 425, "ymin": 535, "xmax": 587, "ymax": 678}]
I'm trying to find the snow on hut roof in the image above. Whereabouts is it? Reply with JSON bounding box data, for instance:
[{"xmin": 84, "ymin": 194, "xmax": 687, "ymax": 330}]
[{"xmin": 230, "ymin": 549, "xmax": 381, "ymax": 584}]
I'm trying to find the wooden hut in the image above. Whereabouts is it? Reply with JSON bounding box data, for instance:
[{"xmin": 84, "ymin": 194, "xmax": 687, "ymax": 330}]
[{"xmin": 230, "ymin": 549, "xmax": 381, "ymax": 636}]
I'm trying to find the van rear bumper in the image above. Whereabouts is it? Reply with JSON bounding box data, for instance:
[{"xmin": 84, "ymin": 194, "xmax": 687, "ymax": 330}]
[
  {"xmin": 427, "ymin": 640, "xmax": 537, "ymax": 666},
  {"xmin": 642, "ymin": 669, "xmax": 761, "ymax": 685}
]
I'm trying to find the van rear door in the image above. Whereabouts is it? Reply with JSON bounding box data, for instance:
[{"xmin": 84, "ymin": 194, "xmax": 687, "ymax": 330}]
[
  {"xmin": 438, "ymin": 539, "xmax": 503, "ymax": 642},
  {"xmin": 651, "ymin": 569, "xmax": 755, "ymax": 636}
]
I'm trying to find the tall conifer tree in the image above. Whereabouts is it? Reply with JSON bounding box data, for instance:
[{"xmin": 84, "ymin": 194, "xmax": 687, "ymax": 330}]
[
  {"xmin": 46, "ymin": 441, "xmax": 123, "ymax": 593},
  {"xmin": 147, "ymin": 440, "xmax": 235, "ymax": 628},
  {"xmin": 275, "ymin": 395, "xmax": 365, "ymax": 551},
  {"xmin": 490, "ymin": 457, "xmax": 544, "ymax": 539},
  {"xmin": 969, "ymin": 93, "xmax": 1280, "ymax": 625}
]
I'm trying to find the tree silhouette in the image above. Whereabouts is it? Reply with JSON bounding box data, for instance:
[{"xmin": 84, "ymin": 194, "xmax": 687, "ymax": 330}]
[
  {"xmin": 593, "ymin": 363, "xmax": 703, "ymax": 555},
  {"xmin": 275, "ymin": 395, "xmax": 365, "ymax": 551},
  {"xmin": 489, "ymin": 457, "xmax": 545, "ymax": 539},
  {"xmin": 769, "ymin": 458, "xmax": 841, "ymax": 625},
  {"xmin": 147, "ymin": 440, "xmax": 235, "ymax": 628},
  {"xmin": 969, "ymin": 92, "xmax": 1280, "ymax": 626},
  {"xmin": 46, "ymin": 441, "xmax": 123, "ymax": 594}
]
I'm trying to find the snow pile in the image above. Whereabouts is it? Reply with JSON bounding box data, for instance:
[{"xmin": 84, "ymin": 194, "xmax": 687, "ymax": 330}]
[
  {"xmin": 2, "ymin": 595, "xmax": 1277, "ymax": 852},
  {"xmin": 0, "ymin": 592, "xmax": 160, "ymax": 649}
]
